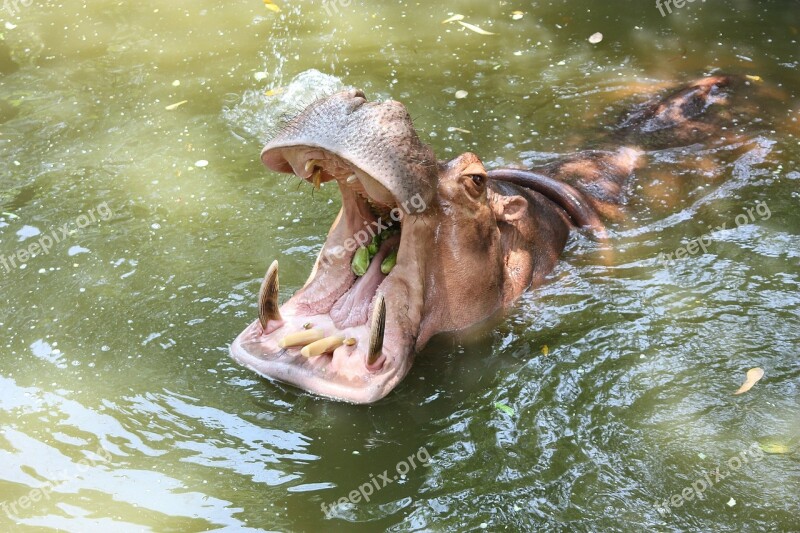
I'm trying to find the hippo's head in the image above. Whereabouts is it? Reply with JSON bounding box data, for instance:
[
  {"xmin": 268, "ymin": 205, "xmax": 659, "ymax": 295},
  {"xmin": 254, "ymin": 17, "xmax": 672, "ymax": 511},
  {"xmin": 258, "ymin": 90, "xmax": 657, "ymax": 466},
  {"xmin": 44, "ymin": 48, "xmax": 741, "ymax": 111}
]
[{"xmin": 230, "ymin": 89, "xmax": 561, "ymax": 403}]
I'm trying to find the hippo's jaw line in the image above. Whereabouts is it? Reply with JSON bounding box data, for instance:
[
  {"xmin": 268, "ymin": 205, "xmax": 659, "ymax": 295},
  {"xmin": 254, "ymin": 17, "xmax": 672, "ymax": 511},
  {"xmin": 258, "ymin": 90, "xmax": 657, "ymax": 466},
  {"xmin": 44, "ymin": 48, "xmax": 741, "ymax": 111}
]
[{"xmin": 230, "ymin": 151, "xmax": 423, "ymax": 404}]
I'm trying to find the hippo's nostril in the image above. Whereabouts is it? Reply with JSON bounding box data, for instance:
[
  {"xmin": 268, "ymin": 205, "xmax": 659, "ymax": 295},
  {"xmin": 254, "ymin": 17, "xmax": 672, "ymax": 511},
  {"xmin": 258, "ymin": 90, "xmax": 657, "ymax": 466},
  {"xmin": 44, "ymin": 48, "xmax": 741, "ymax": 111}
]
[{"xmin": 346, "ymin": 89, "xmax": 368, "ymax": 114}]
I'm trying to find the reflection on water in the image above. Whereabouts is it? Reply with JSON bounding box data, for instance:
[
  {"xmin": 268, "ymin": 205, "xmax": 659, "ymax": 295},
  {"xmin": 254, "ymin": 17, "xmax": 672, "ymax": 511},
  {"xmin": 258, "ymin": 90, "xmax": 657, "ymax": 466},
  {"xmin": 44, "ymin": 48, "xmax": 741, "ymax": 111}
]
[
  {"xmin": 0, "ymin": 375, "xmax": 316, "ymax": 530},
  {"xmin": 1, "ymin": 0, "xmax": 798, "ymax": 531}
]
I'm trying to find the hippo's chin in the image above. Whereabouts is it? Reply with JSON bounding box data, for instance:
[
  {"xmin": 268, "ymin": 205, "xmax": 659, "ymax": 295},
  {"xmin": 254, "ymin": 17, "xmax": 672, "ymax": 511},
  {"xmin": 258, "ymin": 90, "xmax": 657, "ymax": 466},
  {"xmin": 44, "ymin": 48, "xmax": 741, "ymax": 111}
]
[{"xmin": 230, "ymin": 136, "xmax": 427, "ymax": 403}]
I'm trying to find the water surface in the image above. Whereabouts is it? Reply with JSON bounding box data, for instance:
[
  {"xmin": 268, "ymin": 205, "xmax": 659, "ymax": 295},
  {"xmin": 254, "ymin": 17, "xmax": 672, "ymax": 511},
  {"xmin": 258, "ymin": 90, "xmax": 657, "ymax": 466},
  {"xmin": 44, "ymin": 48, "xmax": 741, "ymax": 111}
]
[{"xmin": 1, "ymin": 0, "xmax": 798, "ymax": 531}]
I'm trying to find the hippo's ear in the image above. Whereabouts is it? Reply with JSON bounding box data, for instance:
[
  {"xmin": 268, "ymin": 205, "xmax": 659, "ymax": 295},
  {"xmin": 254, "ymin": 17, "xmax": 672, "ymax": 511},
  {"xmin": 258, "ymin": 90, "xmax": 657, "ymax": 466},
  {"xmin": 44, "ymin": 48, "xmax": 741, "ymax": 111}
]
[{"xmin": 492, "ymin": 194, "xmax": 528, "ymax": 223}]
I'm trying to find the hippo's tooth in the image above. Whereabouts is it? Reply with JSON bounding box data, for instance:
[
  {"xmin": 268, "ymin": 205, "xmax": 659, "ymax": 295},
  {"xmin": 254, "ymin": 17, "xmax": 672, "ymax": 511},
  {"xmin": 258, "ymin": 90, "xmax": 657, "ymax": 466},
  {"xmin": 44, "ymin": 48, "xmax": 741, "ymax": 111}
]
[
  {"xmin": 367, "ymin": 294, "xmax": 386, "ymax": 366},
  {"xmin": 301, "ymin": 336, "xmax": 345, "ymax": 358},
  {"xmin": 311, "ymin": 168, "xmax": 322, "ymax": 190},
  {"xmin": 304, "ymin": 159, "xmax": 323, "ymax": 190},
  {"xmin": 279, "ymin": 329, "xmax": 324, "ymax": 348},
  {"xmin": 258, "ymin": 260, "xmax": 282, "ymax": 329}
]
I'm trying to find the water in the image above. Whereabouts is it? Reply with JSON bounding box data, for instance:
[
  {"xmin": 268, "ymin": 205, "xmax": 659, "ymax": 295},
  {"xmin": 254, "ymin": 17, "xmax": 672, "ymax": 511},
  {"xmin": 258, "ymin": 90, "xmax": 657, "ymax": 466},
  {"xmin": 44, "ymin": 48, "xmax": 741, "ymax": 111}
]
[{"xmin": 1, "ymin": 0, "xmax": 798, "ymax": 531}]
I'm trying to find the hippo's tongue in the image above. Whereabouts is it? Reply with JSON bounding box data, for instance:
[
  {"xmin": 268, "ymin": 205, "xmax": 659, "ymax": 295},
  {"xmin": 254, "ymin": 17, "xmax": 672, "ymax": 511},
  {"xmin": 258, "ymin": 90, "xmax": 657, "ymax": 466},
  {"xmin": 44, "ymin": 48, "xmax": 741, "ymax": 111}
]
[{"xmin": 330, "ymin": 237, "xmax": 397, "ymax": 328}]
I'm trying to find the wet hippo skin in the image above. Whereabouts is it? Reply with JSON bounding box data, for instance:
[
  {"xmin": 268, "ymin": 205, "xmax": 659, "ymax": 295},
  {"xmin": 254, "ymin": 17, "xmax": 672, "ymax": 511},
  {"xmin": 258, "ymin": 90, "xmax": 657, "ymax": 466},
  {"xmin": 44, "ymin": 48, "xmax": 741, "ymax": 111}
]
[{"xmin": 230, "ymin": 76, "xmax": 740, "ymax": 403}]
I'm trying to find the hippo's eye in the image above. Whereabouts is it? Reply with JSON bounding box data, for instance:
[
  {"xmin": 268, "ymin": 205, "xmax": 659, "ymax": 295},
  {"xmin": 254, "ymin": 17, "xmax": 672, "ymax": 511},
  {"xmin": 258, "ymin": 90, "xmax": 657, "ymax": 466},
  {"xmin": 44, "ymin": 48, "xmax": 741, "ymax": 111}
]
[{"xmin": 462, "ymin": 173, "xmax": 487, "ymax": 200}]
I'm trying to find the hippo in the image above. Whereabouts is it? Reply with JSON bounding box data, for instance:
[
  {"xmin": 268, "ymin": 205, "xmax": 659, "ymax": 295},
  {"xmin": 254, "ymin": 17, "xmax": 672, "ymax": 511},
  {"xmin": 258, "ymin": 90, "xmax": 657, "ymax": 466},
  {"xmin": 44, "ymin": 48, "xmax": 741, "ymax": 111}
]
[{"xmin": 230, "ymin": 76, "xmax": 739, "ymax": 403}]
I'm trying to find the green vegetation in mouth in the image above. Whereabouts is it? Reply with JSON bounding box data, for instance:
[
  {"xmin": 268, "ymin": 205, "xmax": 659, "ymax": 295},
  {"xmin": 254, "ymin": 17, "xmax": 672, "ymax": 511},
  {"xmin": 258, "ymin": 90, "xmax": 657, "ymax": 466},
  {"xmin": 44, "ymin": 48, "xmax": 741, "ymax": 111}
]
[
  {"xmin": 367, "ymin": 234, "xmax": 380, "ymax": 257},
  {"xmin": 352, "ymin": 246, "xmax": 370, "ymax": 276},
  {"xmin": 354, "ymin": 230, "xmax": 401, "ymax": 276},
  {"xmin": 380, "ymin": 249, "xmax": 397, "ymax": 274}
]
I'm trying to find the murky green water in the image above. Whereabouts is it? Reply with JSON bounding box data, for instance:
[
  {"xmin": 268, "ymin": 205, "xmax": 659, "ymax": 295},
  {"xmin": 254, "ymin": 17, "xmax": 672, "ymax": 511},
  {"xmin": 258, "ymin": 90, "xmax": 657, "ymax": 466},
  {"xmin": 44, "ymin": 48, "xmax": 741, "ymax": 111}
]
[{"xmin": 1, "ymin": 0, "xmax": 799, "ymax": 531}]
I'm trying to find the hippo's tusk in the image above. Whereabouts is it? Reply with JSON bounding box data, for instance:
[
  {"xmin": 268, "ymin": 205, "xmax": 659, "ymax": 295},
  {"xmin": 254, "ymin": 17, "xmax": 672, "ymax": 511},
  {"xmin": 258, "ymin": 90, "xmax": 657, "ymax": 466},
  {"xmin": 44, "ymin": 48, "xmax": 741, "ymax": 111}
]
[
  {"xmin": 279, "ymin": 328, "xmax": 324, "ymax": 348},
  {"xmin": 301, "ymin": 336, "xmax": 345, "ymax": 358},
  {"xmin": 258, "ymin": 260, "xmax": 283, "ymax": 330},
  {"xmin": 367, "ymin": 294, "xmax": 386, "ymax": 367}
]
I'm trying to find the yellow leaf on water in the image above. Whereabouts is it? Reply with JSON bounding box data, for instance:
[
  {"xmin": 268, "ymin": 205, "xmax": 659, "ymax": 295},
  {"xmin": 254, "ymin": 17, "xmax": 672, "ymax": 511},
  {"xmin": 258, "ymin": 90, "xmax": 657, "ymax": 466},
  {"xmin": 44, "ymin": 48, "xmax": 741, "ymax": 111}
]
[
  {"xmin": 494, "ymin": 402, "xmax": 515, "ymax": 415},
  {"xmin": 733, "ymin": 367, "xmax": 764, "ymax": 395},
  {"xmin": 542, "ymin": 345, "xmax": 549, "ymax": 356},
  {"xmin": 165, "ymin": 100, "xmax": 188, "ymax": 111},
  {"xmin": 265, "ymin": 87, "xmax": 284, "ymax": 97},
  {"xmin": 746, "ymin": 74, "xmax": 763, "ymax": 82},
  {"xmin": 458, "ymin": 21, "xmax": 495, "ymax": 35},
  {"xmin": 442, "ymin": 14, "xmax": 465, "ymax": 24},
  {"xmin": 759, "ymin": 442, "xmax": 791, "ymax": 454},
  {"xmin": 263, "ymin": 0, "xmax": 280, "ymax": 13}
]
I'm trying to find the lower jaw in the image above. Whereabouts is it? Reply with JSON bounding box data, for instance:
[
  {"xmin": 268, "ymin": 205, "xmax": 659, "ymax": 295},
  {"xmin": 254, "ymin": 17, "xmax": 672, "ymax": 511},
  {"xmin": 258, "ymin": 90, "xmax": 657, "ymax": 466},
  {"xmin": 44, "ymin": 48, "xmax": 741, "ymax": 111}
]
[{"xmin": 230, "ymin": 315, "xmax": 409, "ymax": 403}]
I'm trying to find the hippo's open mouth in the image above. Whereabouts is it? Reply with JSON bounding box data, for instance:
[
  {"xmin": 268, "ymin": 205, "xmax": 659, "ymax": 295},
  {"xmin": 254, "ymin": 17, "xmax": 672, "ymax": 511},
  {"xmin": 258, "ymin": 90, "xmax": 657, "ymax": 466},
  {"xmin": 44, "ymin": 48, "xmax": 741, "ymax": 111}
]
[{"xmin": 230, "ymin": 89, "xmax": 438, "ymax": 404}]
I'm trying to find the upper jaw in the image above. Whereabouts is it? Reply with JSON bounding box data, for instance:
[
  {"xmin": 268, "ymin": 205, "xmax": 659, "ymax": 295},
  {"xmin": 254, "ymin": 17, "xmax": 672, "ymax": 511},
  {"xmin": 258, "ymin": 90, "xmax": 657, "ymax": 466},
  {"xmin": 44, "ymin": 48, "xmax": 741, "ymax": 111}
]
[{"xmin": 260, "ymin": 88, "xmax": 439, "ymax": 210}]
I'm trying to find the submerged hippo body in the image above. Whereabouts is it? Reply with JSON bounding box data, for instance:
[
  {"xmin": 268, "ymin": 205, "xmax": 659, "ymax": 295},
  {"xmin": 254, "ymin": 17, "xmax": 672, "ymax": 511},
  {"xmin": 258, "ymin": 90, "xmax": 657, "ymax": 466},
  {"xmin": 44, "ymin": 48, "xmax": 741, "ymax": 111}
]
[{"xmin": 231, "ymin": 76, "xmax": 738, "ymax": 403}]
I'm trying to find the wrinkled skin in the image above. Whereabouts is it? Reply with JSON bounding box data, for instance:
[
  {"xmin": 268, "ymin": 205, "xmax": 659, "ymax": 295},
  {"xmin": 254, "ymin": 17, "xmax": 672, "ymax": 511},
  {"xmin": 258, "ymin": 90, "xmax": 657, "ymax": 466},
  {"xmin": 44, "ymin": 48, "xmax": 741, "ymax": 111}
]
[{"xmin": 231, "ymin": 76, "xmax": 738, "ymax": 403}]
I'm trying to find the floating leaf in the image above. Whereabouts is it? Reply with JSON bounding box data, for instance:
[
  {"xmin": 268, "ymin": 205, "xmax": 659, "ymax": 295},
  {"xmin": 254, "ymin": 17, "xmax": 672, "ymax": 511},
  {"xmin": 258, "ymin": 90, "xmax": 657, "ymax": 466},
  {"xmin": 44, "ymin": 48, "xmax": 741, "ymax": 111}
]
[
  {"xmin": 447, "ymin": 126, "xmax": 472, "ymax": 133},
  {"xmin": 458, "ymin": 21, "xmax": 495, "ymax": 35},
  {"xmin": 759, "ymin": 442, "xmax": 791, "ymax": 454},
  {"xmin": 494, "ymin": 402, "xmax": 515, "ymax": 415},
  {"xmin": 512, "ymin": 11, "xmax": 524, "ymax": 20},
  {"xmin": 263, "ymin": 0, "xmax": 280, "ymax": 13},
  {"xmin": 588, "ymin": 32, "xmax": 603, "ymax": 44},
  {"xmin": 442, "ymin": 14, "xmax": 465, "ymax": 24},
  {"xmin": 1, "ymin": 212, "xmax": 18, "ymax": 219},
  {"xmin": 455, "ymin": 90, "xmax": 468, "ymax": 99},
  {"xmin": 265, "ymin": 87, "xmax": 284, "ymax": 97},
  {"xmin": 541, "ymin": 345, "xmax": 549, "ymax": 356},
  {"xmin": 165, "ymin": 100, "xmax": 188, "ymax": 111},
  {"xmin": 733, "ymin": 367, "xmax": 764, "ymax": 395},
  {"xmin": 726, "ymin": 497, "xmax": 736, "ymax": 507},
  {"xmin": 746, "ymin": 74, "xmax": 763, "ymax": 82}
]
